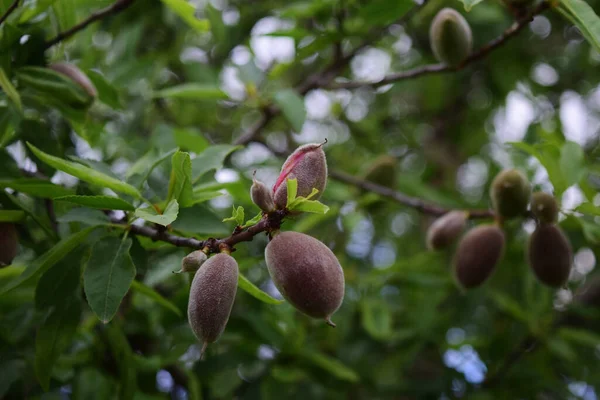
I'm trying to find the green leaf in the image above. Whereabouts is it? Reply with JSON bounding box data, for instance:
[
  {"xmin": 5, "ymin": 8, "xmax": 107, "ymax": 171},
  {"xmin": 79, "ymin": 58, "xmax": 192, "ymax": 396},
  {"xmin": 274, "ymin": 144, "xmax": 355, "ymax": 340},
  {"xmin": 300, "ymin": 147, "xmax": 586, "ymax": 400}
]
[
  {"xmin": 191, "ymin": 190, "xmax": 223, "ymax": 204},
  {"xmin": 34, "ymin": 297, "xmax": 81, "ymax": 391},
  {"xmin": 134, "ymin": 199, "xmax": 179, "ymax": 226},
  {"xmin": 105, "ymin": 321, "xmax": 137, "ymax": 400},
  {"xmin": 0, "ymin": 209, "xmax": 25, "ymax": 222},
  {"xmin": 160, "ymin": 0, "xmax": 210, "ymax": 32},
  {"xmin": 130, "ymin": 280, "xmax": 182, "ymax": 317},
  {"xmin": 288, "ymin": 198, "xmax": 330, "ymax": 214},
  {"xmin": 57, "ymin": 208, "xmax": 111, "ymax": 226},
  {"xmin": 575, "ymin": 202, "xmax": 600, "ymax": 216},
  {"xmin": 286, "ymin": 177, "xmax": 298, "ymax": 207},
  {"xmin": 0, "ymin": 178, "xmax": 74, "ymax": 198},
  {"xmin": 559, "ymin": 141, "xmax": 586, "ymax": 188},
  {"xmin": 26, "ymin": 143, "xmax": 142, "ymax": 199},
  {"xmin": 360, "ymin": 299, "xmax": 392, "ymax": 341},
  {"xmin": 4, "ymin": 191, "xmax": 56, "ymax": 239},
  {"xmin": 238, "ymin": 274, "xmax": 284, "ymax": 305},
  {"xmin": 83, "ymin": 237, "xmax": 136, "ymax": 323},
  {"xmin": 273, "ymin": 89, "xmax": 306, "ymax": 131},
  {"xmin": 557, "ymin": 0, "xmax": 600, "ymax": 52},
  {"xmin": 173, "ymin": 127, "xmax": 209, "ymax": 153},
  {"xmin": 488, "ymin": 291, "xmax": 529, "ymax": 323},
  {"xmin": 559, "ymin": 327, "xmax": 600, "ymax": 347},
  {"xmin": 457, "ymin": 0, "xmax": 484, "ymax": 12},
  {"xmin": 0, "ymin": 227, "xmax": 96, "ymax": 295},
  {"xmin": 0, "ymin": 68, "xmax": 22, "ymax": 112},
  {"xmin": 154, "ymin": 83, "xmax": 226, "ymax": 99},
  {"xmin": 223, "ymin": 205, "xmax": 244, "ymax": 225},
  {"xmin": 352, "ymin": 0, "xmax": 417, "ymax": 24},
  {"xmin": 241, "ymin": 212, "xmax": 262, "ymax": 228},
  {"xmin": 16, "ymin": 66, "xmax": 93, "ymax": 108},
  {"xmin": 86, "ymin": 70, "xmax": 122, "ymax": 109},
  {"xmin": 35, "ymin": 250, "xmax": 82, "ymax": 310},
  {"xmin": 54, "ymin": 195, "xmax": 135, "ymax": 211},
  {"xmin": 191, "ymin": 144, "xmax": 242, "ymax": 183},
  {"xmin": 300, "ymin": 351, "xmax": 359, "ymax": 383},
  {"xmin": 167, "ymin": 151, "xmax": 194, "ymax": 207},
  {"xmin": 508, "ymin": 141, "xmax": 567, "ymax": 195}
]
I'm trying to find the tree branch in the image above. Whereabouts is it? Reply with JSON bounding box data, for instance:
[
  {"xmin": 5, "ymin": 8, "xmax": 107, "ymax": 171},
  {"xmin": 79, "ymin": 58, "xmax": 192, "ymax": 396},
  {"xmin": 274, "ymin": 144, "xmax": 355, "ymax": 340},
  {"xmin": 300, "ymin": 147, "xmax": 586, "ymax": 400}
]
[
  {"xmin": 43, "ymin": 0, "xmax": 135, "ymax": 49},
  {"xmin": 327, "ymin": 1, "xmax": 551, "ymax": 90},
  {"xmin": 0, "ymin": 0, "xmax": 19, "ymax": 25}
]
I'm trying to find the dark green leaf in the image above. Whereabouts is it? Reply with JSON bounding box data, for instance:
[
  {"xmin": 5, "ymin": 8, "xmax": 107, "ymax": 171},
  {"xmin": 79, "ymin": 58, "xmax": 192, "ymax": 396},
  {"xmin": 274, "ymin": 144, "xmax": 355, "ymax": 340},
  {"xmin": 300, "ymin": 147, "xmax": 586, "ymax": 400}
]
[
  {"xmin": 238, "ymin": 274, "xmax": 284, "ymax": 305},
  {"xmin": 134, "ymin": 199, "xmax": 179, "ymax": 226},
  {"xmin": 0, "ymin": 178, "xmax": 74, "ymax": 198},
  {"xmin": 105, "ymin": 321, "xmax": 137, "ymax": 400},
  {"xmin": 360, "ymin": 299, "xmax": 392, "ymax": 341},
  {"xmin": 557, "ymin": 0, "xmax": 600, "ymax": 52},
  {"xmin": 154, "ymin": 83, "xmax": 225, "ymax": 99},
  {"xmin": 86, "ymin": 70, "xmax": 122, "ymax": 109},
  {"xmin": 54, "ymin": 195, "xmax": 135, "ymax": 211},
  {"xmin": 130, "ymin": 280, "xmax": 182, "ymax": 317},
  {"xmin": 0, "ymin": 209, "xmax": 25, "ymax": 222},
  {"xmin": 35, "ymin": 250, "xmax": 82, "ymax": 309},
  {"xmin": 300, "ymin": 351, "xmax": 359, "ymax": 382}
]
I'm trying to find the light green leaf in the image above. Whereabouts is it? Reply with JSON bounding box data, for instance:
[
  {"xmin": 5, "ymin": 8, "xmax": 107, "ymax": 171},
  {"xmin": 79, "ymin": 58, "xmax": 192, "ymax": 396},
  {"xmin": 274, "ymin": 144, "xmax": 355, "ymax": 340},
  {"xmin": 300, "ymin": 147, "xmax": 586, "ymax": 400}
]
[
  {"xmin": 167, "ymin": 151, "xmax": 194, "ymax": 207},
  {"xmin": 360, "ymin": 299, "xmax": 392, "ymax": 341},
  {"xmin": 35, "ymin": 297, "xmax": 81, "ymax": 391},
  {"xmin": 191, "ymin": 144, "xmax": 242, "ymax": 183},
  {"xmin": 154, "ymin": 83, "xmax": 226, "ymax": 99},
  {"xmin": 27, "ymin": 143, "xmax": 142, "ymax": 199},
  {"xmin": 83, "ymin": 237, "xmax": 136, "ymax": 323},
  {"xmin": 86, "ymin": 70, "xmax": 122, "ymax": 109},
  {"xmin": 0, "ymin": 227, "xmax": 96, "ymax": 295},
  {"xmin": 559, "ymin": 141, "xmax": 586, "ymax": 188},
  {"xmin": 300, "ymin": 351, "xmax": 359, "ymax": 382},
  {"xmin": 241, "ymin": 212, "xmax": 262, "ymax": 228},
  {"xmin": 223, "ymin": 205, "xmax": 244, "ymax": 225},
  {"xmin": 160, "ymin": 0, "xmax": 210, "ymax": 32},
  {"xmin": 286, "ymin": 177, "xmax": 298, "ymax": 207},
  {"xmin": 130, "ymin": 280, "xmax": 182, "ymax": 317},
  {"xmin": 134, "ymin": 199, "xmax": 179, "ymax": 226},
  {"xmin": 557, "ymin": 0, "xmax": 600, "ymax": 52},
  {"xmin": 508, "ymin": 141, "xmax": 567, "ymax": 195},
  {"xmin": 238, "ymin": 274, "xmax": 284, "ymax": 305},
  {"xmin": 0, "ymin": 68, "xmax": 22, "ymax": 112},
  {"xmin": 458, "ymin": 0, "xmax": 484, "ymax": 11},
  {"xmin": 575, "ymin": 202, "xmax": 600, "ymax": 216},
  {"xmin": 273, "ymin": 89, "xmax": 306, "ymax": 131},
  {"xmin": 54, "ymin": 195, "xmax": 135, "ymax": 211},
  {"xmin": 0, "ymin": 178, "xmax": 74, "ymax": 198},
  {"xmin": 192, "ymin": 190, "xmax": 223, "ymax": 204},
  {"xmin": 288, "ymin": 199, "xmax": 330, "ymax": 214},
  {"xmin": 173, "ymin": 127, "xmax": 209, "ymax": 153},
  {"xmin": 0, "ymin": 210, "xmax": 26, "ymax": 222}
]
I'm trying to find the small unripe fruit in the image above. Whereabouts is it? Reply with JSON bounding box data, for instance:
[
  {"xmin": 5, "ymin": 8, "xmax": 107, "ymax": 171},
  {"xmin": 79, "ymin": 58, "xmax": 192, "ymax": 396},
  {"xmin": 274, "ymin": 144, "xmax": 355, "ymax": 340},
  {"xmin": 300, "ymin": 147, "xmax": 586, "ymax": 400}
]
[
  {"xmin": 453, "ymin": 225, "xmax": 505, "ymax": 289},
  {"xmin": 49, "ymin": 62, "xmax": 98, "ymax": 98},
  {"xmin": 530, "ymin": 192, "xmax": 559, "ymax": 224},
  {"xmin": 178, "ymin": 250, "xmax": 207, "ymax": 273},
  {"xmin": 490, "ymin": 169, "xmax": 531, "ymax": 219},
  {"xmin": 528, "ymin": 224, "xmax": 572, "ymax": 288},
  {"xmin": 265, "ymin": 231, "xmax": 344, "ymax": 326},
  {"xmin": 0, "ymin": 223, "xmax": 18, "ymax": 266},
  {"xmin": 361, "ymin": 155, "xmax": 397, "ymax": 188},
  {"xmin": 426, "ymin": 211, "xmax": 468, "ymax": 250},
  {"xmin": 273, "ymin": 143, "xmax": 327, "ymax": 209},
  {"xmin": 187, "ymin": 253, "xmax": 239, "ymax": 356},
  {"xmin": 251, "ymin": 173, "xmax": 275, "ymax": 213},
  {"xmin": 429, "ymin": 8, "xmax": 473, "ymax": 66}
]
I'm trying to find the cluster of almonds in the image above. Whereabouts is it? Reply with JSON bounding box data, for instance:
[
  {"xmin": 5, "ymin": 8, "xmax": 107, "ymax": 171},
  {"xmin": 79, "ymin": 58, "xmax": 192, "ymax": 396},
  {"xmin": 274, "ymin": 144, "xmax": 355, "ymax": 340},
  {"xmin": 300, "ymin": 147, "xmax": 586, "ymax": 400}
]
[
  {"xmin": 183, "ymin": 143, "xmax": 345, "ymax": 356},
  {"xmin": 427, "ymin": 169, "xmax": 573, "ymax": 290}
]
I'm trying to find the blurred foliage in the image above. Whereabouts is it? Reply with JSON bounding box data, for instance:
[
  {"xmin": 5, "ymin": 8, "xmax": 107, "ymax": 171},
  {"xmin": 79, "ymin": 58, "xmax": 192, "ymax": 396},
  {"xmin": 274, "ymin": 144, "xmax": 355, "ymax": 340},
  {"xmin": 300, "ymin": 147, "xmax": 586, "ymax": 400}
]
[{"xmin": 1, "ymin": 0, "xmax": 600, "ymax": 399}]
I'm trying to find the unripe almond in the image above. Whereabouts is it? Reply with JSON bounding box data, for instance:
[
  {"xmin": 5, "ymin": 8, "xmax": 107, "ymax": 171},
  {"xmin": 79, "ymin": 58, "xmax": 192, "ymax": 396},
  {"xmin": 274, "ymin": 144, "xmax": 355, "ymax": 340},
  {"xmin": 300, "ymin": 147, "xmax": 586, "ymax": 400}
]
[
  {"xmin": 453, "ymin": 225, "xmax": 505, "ymax": 289},
  {"xmin": 251, "ymin": 174, "xmax": 275, "ymax": 213},
  {"xmin": 426, "ymin": 211, "xmax": 468, "ymax": 250},
  {"xmin": 273, "ymin": 143, "xmax": 327, "ymax": 209},
  {"xmin": 187, "ymin": 253, "xmax": 238, "ymax": 356},
  {"xmin": 530, "ymin": 192, "xmax": 559, "ymax": 224},
  {"xmin": 490, "ymin": 169, "xmax": 531, "ymax": 219},
  {"xmin": 49, "ymin": 62, "xmax": 98, "ymax": 98},
  {"xmin": 179, "ymin": 250, "xmax": 207, "ymax": 273},
  {"xmin": 0, "ymin": 223, "xmax": 18, "ymax": 266},
  {"xmin": 429, "ymin": 8, "xmax": 473, "ymax": 66},
  {"xmin": 527, "ymin": 224, "xmax": 572, "ymax": 288},
  {"xmin": 361, "ymin": 155, "xmax": 397, "ymax": 189},
  {"xmin": 265, "ymin": 231, "xmax": 344, "ymax": 326}
]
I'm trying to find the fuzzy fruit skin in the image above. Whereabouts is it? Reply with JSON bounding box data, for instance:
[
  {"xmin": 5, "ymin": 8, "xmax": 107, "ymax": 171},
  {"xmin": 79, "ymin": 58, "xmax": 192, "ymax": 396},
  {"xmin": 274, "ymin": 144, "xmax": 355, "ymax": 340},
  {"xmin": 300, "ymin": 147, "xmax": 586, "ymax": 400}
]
[
  {"xmin": 0, "ymin": 223, "xmax": 18, "ymax": 266},
  {"xmin": 426, "ymin": 211, "xmax": 468, "ymax": 250},
  {"xmin": 251, "ymin": 178, "xmax": 275, "ymax": 212},
  {"xmin": 49, "ymin": 62, "xmax": 98, "ymax": 98},
  {"xmin": 454, "ymin": 225, "xmax": 505, "ymax": 289},
  {"xmin": 187, "ymin": 253, "xmax": 238, "ymax": 346},
  {"xmin": 273, "ymin": 143, "xmax": 327, "ymax": 209},
  {"xmin": 530, "ymin": 192, "xmax": 558, "ymax": 224},
  {"xmin": 528, "ymin": 224, "xmax": 572, "ymax": 288},
  {"xmin": 181, "ymin": 250, "xmax": 207, "ymax": 273},
  {"xmin": 429, "ymin": 8, "xmax": 473, "ymax": 66},
  {"xmin": 265, "ymin": 231, "xmax": 344, "ymax": 323},
  {"xmin": 490, "ymin": 169, "xmax": 531, "ymax": 219}
]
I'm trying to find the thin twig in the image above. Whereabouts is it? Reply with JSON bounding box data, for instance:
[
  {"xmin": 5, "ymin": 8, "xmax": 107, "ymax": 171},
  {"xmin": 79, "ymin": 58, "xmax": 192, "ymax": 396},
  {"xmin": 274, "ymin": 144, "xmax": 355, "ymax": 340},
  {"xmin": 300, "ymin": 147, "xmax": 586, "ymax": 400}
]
[
  {"xmin": 327, "ymin": 1, "xmax": 550, "ymax": 90},
  {"xmin": 0, "ymin": 0, "xmax": 19, "ymax": 26},
  {"xmin": 43, "ymin": 0, "xmax": 135, "ymax": 49}
]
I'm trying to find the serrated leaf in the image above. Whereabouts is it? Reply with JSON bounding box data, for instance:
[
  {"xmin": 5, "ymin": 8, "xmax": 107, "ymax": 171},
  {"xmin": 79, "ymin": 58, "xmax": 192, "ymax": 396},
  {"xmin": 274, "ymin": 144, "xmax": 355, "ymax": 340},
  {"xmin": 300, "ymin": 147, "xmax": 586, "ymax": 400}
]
[
  {"xmin": 223, "ymin": 205, "xmax": 244, "ymax": 225},
  {"xmin": 0, "ymin": 178, "xmax": 74, "ymax": 198},
  {"xmin": 238, "ymin": 274, "xmax": 284, "ymax": 305},
  {"xmin": 273, "ymin": 89, "xmax": 306, "ymax": 131},
  {"xmin": 300, "ymin": 351, "xmax": 359, "ymax": 383},
  {"xmin": 0, "ymin": 227, "xmax": 96, "ymax": 295},
  {"xmin": 0, "ymin": 210, "xmax": 25, "ymax": 222},
  {"xmin": 560, "ymin": 141, "xmax": 586, "ymax": 188},
  {"xmin": 134, "ymin": 199, "xmax": 179, "ymax": 226},
  {"xmin": 0, "ymin": 68, "xmax": 21, "ymax": 112},
  {"xmin": 167, "ymin": 151, "xmax": 193, "ymax": 207},
  {"xmin": 130, "ymin": 280, "xmax": 182, "ymax": 317},
  {"xmin": 35, "ymin": 297, "xmax": 81, "ymax": 391},
  {"xmin": 160, "ymin": 0, "xmax": 210, "ymax": 32},
  {"xmin": 557, "ymin": 0, "xmax": 600, "ymax": 52},
  {"xmin": 84, "ymin": 237, "xmax": 136, "ymax": 323},
  {"xmin": 54, "ymin": 195, "xmax": 135, "ymax": 211},
  {"xmin": 191, "ymin": 145, "xmax": 242, "ymax": 183},
  {"xmin": 154, "ymin": 83, "xmax": 226, "ymax": 99},
  {"xmin": 27, "ymin": 143, "xmax": 142, "ymax": 199}
]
